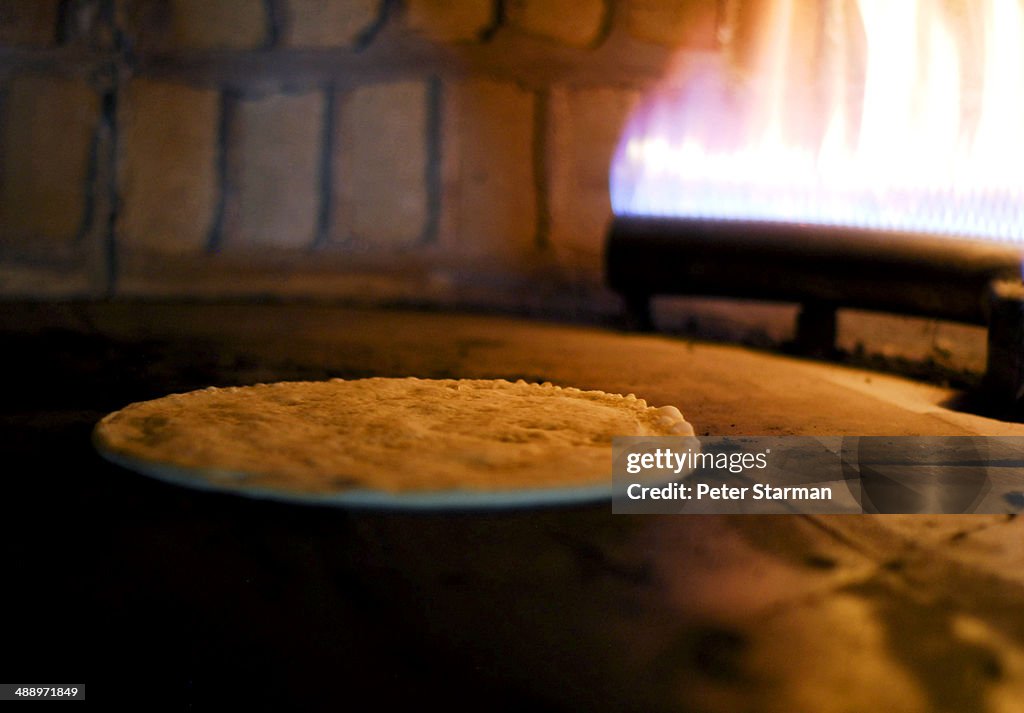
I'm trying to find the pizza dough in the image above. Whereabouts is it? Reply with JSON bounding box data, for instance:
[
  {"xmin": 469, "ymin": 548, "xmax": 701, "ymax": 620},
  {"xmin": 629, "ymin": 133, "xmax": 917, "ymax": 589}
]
[{"xmin": 93, "ymin": 378, "xmax": 693, "ymax": 497}]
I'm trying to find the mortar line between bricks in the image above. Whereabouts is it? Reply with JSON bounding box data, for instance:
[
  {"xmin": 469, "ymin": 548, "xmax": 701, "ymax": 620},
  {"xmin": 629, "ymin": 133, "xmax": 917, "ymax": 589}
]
[
  {"xmin": 102, "ymin": 0, "xmax": 121, "ymax": 296},
  {"xmin": 354, "ymin": 0, "xmax": 394, "ymax": 52},
  {"xmin": 312, "ymin": 83, "xmax": 335, "ymax": 249},
  {"xmin": 480, "ymin": 0, "xmax": 507, "ymax": 42},
  {"xmin": 330, "ymin": 86, "xmax": 354, "ymax": 248},
  {"xmin": 0, "ymin": 85, "xmax": 7, "ymax": 221},
  {"xmin": 207, "ymin": 92, "xmax": 234, "ymax": 253},
  {"xmin": 101, "ymin": 81, "xmax": 119, "ymax": 296},
  {"xmin": 264, "ymin": 0, "xmax": 284, "ymax": 49},
  {"xmin": 591, "ymin": 0, "xmax": 616, "ymax": 49},
  {"xmin": 532, "ymin": 87, "xmax": 551, "ymax": 251},
  {"xmin": 76, "ymin": 88, "xmax": 102, "ymax": 252},
  {"xmin": 54, "ymin": 0, "xmax": 68, "ymax": 45},
  {"xmin": 420, "ymin": 76, "xmax": 443, "ymax": 247}
]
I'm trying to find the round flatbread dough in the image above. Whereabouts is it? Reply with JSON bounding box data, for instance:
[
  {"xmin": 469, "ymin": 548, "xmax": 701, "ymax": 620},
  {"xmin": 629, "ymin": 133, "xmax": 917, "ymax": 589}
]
[{"xmin": 93, "ymin": 378, "xmax": 693, "ymax": 499}]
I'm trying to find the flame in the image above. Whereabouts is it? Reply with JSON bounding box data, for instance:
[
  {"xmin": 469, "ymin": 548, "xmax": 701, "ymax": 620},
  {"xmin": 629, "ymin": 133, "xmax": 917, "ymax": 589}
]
[{"xmin": 611, "ymin": 0, "xmax": 1024, "ymax": 243}]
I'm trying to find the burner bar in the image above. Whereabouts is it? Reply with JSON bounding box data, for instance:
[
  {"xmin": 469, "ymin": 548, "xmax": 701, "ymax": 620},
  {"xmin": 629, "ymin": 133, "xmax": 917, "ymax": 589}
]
[{"xmin": 606, "ymin": 216, "xmax": 1024, "ymax": 412}]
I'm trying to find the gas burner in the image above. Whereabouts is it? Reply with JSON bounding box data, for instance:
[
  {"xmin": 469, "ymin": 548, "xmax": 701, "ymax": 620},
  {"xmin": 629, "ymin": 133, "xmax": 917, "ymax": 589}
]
[{"xmin": 606, "ymin": 216, "xmax": 1024, "ymax": 412}]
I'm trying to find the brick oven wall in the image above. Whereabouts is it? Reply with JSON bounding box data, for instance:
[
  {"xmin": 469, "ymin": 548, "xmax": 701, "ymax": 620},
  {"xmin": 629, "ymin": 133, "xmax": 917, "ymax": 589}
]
[{"xmin": 0, "ymin": 0, "xmax": 721, "ymax": 312}]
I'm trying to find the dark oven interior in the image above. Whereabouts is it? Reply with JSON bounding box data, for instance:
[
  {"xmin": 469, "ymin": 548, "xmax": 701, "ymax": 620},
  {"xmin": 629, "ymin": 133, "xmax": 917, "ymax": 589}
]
[{"xmin": 3, "ymin": 1, "xmax": 1024, "ymax": 711}]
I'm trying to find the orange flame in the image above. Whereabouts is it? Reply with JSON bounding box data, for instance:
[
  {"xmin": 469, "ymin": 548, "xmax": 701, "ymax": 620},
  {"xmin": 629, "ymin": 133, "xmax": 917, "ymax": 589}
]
[{"xmin": 612, "ymin": 0, "xmax": 1024, "ymax": 243}]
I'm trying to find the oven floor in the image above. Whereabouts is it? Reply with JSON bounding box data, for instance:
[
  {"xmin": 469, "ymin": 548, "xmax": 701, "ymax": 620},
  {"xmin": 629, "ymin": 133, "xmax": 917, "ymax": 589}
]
[{"xmin": 3, "ymin": 302, "xmax": 1023, "ymax": 711}]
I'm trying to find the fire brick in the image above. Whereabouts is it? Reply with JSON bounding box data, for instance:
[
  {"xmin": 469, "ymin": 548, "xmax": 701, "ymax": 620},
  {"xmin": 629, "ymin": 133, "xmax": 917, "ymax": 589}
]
[
  {"xmin": 404, "ymin": 0, "xmax": 494, "ymax": 43},
  {"xmin": 333, "ymin": 81, "xmax": 429, "ymax": 248},
  {"xmin": 547, "ymin": 86, "xmax": 637, "ymax": 275},
  {"xmin": 506, "ymin": 0, "xmax": 607, "ymax": 48},
  {"xmin": 118, "ymin": 79, "xmax": 219, "ymax": 254},
  {"xmin": 441, "ymin": 79, "xmax": 536, "ymax": 261},
  {"xmin": 281, "ymin": 0, "xmax": 381, "ymax": 48},
  {"xmin": 224, "ymin": 91, "xmax": 324, "ymax": 248},
  {"xmin": 158, "ymin": 0, "xmax": 269, "ymax": 50},
  {"xmin": 624, "ymin": 0, "xmax": 719, "ymax": 48},
  {"xmin": 0, "ymin": 0, "xmax": 58, "ymax": 47},
  {"xmin": 0, "ymin": 75, "xmax": 99, "ymax": 248}
]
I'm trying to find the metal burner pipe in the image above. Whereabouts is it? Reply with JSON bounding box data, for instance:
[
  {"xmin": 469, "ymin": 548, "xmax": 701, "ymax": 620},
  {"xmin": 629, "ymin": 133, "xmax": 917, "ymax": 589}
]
[{"xmin": 606, "ymin": 217, "xmax": 1023, "ymax": 326}]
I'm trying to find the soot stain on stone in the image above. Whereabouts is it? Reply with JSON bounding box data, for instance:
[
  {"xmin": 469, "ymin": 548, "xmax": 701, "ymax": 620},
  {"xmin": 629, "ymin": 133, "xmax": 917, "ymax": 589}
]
[
  {"xmin": 552, "ymin": 532, "xmax": 654, "ymax": 587},
  {"xmin": 653, "ymin": 625, "xmax": 751, "ymax": 687},
  {"xmin": 803, "ymin": 554, "xmax": 838, "ymax": 570},
  {"xmin": 845, "ymin": 579, "xmax": 1003, "ymax": 712},
  {"xmin": 1002, "ymin": 491, "xmax": 1024, "ymax": 509},
  {"xmin": 882, "ymin": 559, "xmax": 906, "ymax": 572},
  {"xmin": 692, "ymin": 626, "xmax": 749, "ymax": 683}
]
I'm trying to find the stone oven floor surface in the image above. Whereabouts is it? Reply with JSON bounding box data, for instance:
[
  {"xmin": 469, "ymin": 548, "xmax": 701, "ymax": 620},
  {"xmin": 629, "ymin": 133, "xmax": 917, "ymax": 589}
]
[{"xmin": 3, "ymin": 302, "xmax": 1023, "ymax": 712}]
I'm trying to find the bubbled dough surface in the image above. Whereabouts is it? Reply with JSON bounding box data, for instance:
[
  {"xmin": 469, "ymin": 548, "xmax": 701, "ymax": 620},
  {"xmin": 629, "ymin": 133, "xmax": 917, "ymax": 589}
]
[{"xmin": 94, "ymin": 378, "xmax": 693, "ymax": 494}]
